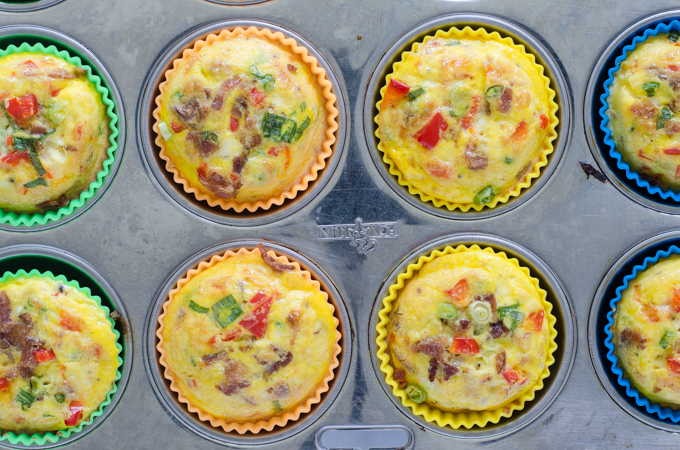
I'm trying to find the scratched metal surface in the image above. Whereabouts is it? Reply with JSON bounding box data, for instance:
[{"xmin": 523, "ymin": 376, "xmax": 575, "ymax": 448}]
[{"xmin": 0, "ymin": 0, "xmax": 678, "ymax": 449}]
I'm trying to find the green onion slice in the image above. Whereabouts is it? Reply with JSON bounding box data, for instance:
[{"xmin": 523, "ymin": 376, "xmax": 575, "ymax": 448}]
[
  {"xmin": 294, "ymin": 116, "xmax": 311, "ymax": 141},
  {"xmin": 272, "ymin": 399, "xmax": 283, "ymax": 413},
  {"xmin": 55, "ymin": 393, "xmax": 65, "ymax": 403},
  {"xmin": 407, "ymin": 86, "xmax": 425, "ymax": 101},
  {"xmin": 670, "ymin": 29, "xmax": 680, "ymax": 42},
  {"xmin": 470, "ymin": 301, "xmax": 493, "ymax": 325},
  {"xmin": 438, "ymin": 303, "xmax": 458, "ymax": 320},
  {"xmin": 485, "ymin": 85, "xmax": 504, "ymax": 98},
  {"xmin": 405, "ymin": 384, "xmax": 427, "ymax": 403},
  {"xmin": 158, "ymin": 121, "xmax": 173, "ymax": 141},
  {"xmin": 660, "ymin": 330, "xmax": 676, "ymax": 349},
  {"xmin": 17, "ymin": 388, "xmax": 35, "ymax": 410},
  {"xmin": 211, "ymin": 294, "xmax": 243, "ymax": 329},
  {"xmin": 473, "ymin": 186, "xmax": 495, "ymax": 205},
  {"xmin": 24, "ymin": 177, "xmax": 47, "ymax": 188},
  {"xmin": 449, "ymin": 105, "xmax": 468, "ymax": 117},
  {"xmin": 498, "ymin": 303, "xmax": 525, "ymax": 331},
  {"xmin": 642, "ymin": 81, "xmax": 661, "ymax": 97},
  {"xmin": 261, "ymin": 113, "xmax": 287, "ymax": 140},
  {"xmin": 657, "ymin": 106, "xmax": 675, "ymax": 130},
  {"xmin": 280, "ymin": 119, "xmax": 297, "ymax": 144},
  {"xmin": 189, "ymin": 300, "xmax": 209, "ymax": 314}
]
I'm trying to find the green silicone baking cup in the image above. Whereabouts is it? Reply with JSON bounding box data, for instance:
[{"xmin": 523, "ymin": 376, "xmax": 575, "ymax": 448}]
[
  {"xmin": 0, "ymin": 269, "xmax": 123, "ymax": 445},
  {"xmin": 0, "ymin": 42, "xmax": 119, "ymax": 227}
]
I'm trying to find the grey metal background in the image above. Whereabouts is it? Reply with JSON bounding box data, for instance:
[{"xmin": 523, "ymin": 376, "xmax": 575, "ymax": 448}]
[{"xmin": 0, "ymin": 0, "xmax": 678, "ymax": 449}]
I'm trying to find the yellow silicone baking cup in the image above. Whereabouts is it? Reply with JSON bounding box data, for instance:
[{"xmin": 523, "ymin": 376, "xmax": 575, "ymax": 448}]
[
  {"xmin": 153, "ymin": 26, "xmax": 338, "ymax": 213},
  {"xmin": 156, "ymin": 246, "xmax": 342, "ymax": 434},
  {"xmin": 374, "ymin": 26, "xmax": 559, "ymax": 212},
  {"xmin": 375, "ymin": 244, "xmax": 558, "ymax": 429}
]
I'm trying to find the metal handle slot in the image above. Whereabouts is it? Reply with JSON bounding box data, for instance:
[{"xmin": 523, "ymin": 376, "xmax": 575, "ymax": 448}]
[{"xmin": 316, "ymin": 425, "xmax": 413, "ymax": 450}]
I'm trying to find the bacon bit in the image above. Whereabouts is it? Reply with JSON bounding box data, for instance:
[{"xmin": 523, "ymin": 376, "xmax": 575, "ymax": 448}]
[
  {"xmin": 415, "ymin": 112, "xmax": 448, "ymax": 149},
  {"xmin": 416, "ymin": 337, "xmax": 445, "ymax": 357},
  {"xmin": 287, "ymin": 64, "xmax": 297, "ymax": 73},
  {"xmin": 524, "ymin": 310, "xmax": 545, "ymax": 331},
  {"xmin": 460, "ymin": 95, "xmax": 481, "ymax": 130},
  {"xmin": 449, "ymin": 337, "xmax": 479, "ymax": 354},
  {"xmin": 382, "ymin": 78, "xmax": 410, "ymax": 108},
  {"xmin": 64, "ymin": 401, "xmax": 83, "ymax": 427},
  {"xmin": 445, "ymin": 279, "xmax": 469, "ymax": 305},
  {"xmin": 0, "ymin": 291, "xmax": 10, "ymax": 323},
  {"xmin": 428, "ymin": 357, "xmax": 439, "ymax": 382},
  {"xmin": 268, "ymin": 147, "xmax": 278, "ymax": 156},
  {"xmin": 60, "ymin": 311, "xmax": 83, "ymax": 332},
  {"xmin": 258, "ymin": 243, "xmax": 295, "ymax": 273},
  {"xmin": 539, "ymin": 114, "xmax": 549, "ymax": 130},
  {"xmin": 197, "ymin": 162, "xmax": 207, "ymax": 179},
  {"xmin": 496, "ymin": 348, "xmax": 507, "ymax": 374},
  {"xmin": 248, "ymin": 87, "xmax": 266, "ymax": 107},
  {"xmin": 32, "ymin": 348, "xmax": 56, "ymax": 363},
  {"xmin": 665, "ymin": 148, "xmax": 680, "ymax": 155},
  {"xmin": 0, "ymin": 378, "xmax": 9, "ymax": 391},
  {"xmin": 620, "ymin": 328, "xmax": 646, "ymax": 349},
  {"xmin": 502, "ymin": 369, "xmax": 521, "ymax": 384},
  {"xmin": 170, "ymin": 121, "xmax": 185, "ymax": 133},
  {"xmin": 668, "ymin": 358, "xmax": 680, "ymax": 376},
  {"xmin": 630, "ymin": 101, "xmax": 658, "ymax": 119},
  {"xmin": 443, "ymin": 363, "xmax": 458, "ymax": 380},
  {"xmin": 230, "ymin": 117, "xmax": 239, "ymax": 132},
  {"xmin": 511, "ymin": 121, "xmax": 529, "ymax": 144},
  {"xmin": 638, "ymin": 150, "xmax": 653, "ymax": 161},
  {"xmin": 389, "ymin": 333, "xmax": 396, "ymax": 344},
  {"xmin": 1, "ymin": 151, "xmax": 29, "ymax": 166},
  {"xmin": 641, "ymin": 304, "xmax": 660, "ymax": 323},
  {"xmin": 671, "ymin": 65, "xmax": 679, "ymax": 72},
  {"xmin": 393, "ymin": 369, "xmax": 405, "ymax": 382}
]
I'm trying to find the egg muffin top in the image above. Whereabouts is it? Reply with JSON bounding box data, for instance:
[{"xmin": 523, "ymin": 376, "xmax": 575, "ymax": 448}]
[
  {"xmin": 156, "ymin": 34, "xmax": 330, "ymax": 206},
  {"xmin": 613, "ymin": 255, "xmax": 680, "ymax": 408},
  {"xmin": 387, "ymin": 250, "xmax": 550, "ymax": 412},
  {"xmin": 0, "ymin": 275, "xmax": 119, "ymax": 432},
  {"xmin": 0, "ymin": 52, "xmax": 110, "ymax": 213},
  {"xmin": 608, "ymin": 34, "xmax": 680, "ymax": 193},
  {"xmin": 377, "ymin": 35, "xmax": 553, "ymax": 207},
  {"xmin": 161, "ymin": 246, "xmax": 337, "ymax": 423}
]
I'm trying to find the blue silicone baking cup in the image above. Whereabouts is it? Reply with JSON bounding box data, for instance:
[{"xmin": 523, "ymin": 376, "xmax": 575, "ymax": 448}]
[
  {"xmin": 603, "ymin": 245, "xmax": 680, "ymax": 421},
  {"xmin": 599, "ymin": 20, "xmax": 680, "ymax": 202}
]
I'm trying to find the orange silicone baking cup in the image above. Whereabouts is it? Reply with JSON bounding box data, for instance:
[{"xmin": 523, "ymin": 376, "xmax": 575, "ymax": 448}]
[
  {"xmin": 156, "ymin": 247, "xmax": 342, "ymax": 434},
  {"xmin": 153, "ymin": 27, "xmax": 339, "ymax": 213}
]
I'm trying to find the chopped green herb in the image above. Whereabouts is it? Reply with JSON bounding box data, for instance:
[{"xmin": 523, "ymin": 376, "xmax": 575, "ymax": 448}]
[
  {"xmin": 24, "ymin": 177, "xmax": 47, "ymax": 188},
  {"xmin": 630, "ymin": 126, "xmax": 636, "ymax": 132},
  {"xmin": 43, "ymin": 414, "xmax": 53, "ymax": 418},
  {"xmin": 294, "ymin": 116, "xmax": 311, "ymax": 141},
  {"xmin": 188, "ymin": 300, "xmax": 209, "ymax": 314},
  {"xmin": 55, "ymin": 393, "xmax": 65, "ymax": 403},
  {"xmin": 272, "ymin": 399, "xmax": 283, "ymax": 413},
  {"xmin": 407, "ymin": 86, "xmax": 425, "ymax": 101},
  {"xmin": 202, "ymin": 131, "xmax": 218, "ymax": 143},
  {"xmin": 261, "ymin": 113, "xmax": 287, "ymax": 140},
  {"xmin": 657, "ymin": 106, "xmax": 674, "ymax": 129},
  {"xmin": 498, "ymin": 303, "xmax": 525, "ymax": 331},
  {"xmin": 28, "ymin": 147, "xmax": 46, "ymax": 176},
  {"xmin": 275, "ymin": 321, "xmax": 284, "ymax": 328},
  {"xmin": 405, "ymin": 384, "xmax": 427, "ymax": 403},
  {"xmin": 444, "ymin": 40, "xmax": 461, "ymax": 46},
  {"xmin": 190, "ymin": 356, "xmax": 197, "ymax": 368},
  {"xmin": 173, "ymin": 91, "xmax": 184, "ymax": 101},
  {"xmin": 17, "ymin": 388, "xmax": 35, "ymax": 411},
  {"xmin": 670, "ymin": 29, "xmax": 680, "ymax": 42},
  {"xmin": 660, "ymin": 330, "xmax": 676, "ymax": 349},
  {"xmin": 642, "ymin": 81, "xmax": 661, "ymax": 97},
  {"xmin": 438, "ymin": 303, "xmax": 458, "ymax": 320},
  {"xmin": 300, "ymin": 102, "xmax": 307, "ymax": 112},
  {"xmin": 473, "ymin": 186, "xmax": 495, "ymax": 205},
  {"xmin": 249, "ymin": 65, "xmax": 275, "ymax": 92},
  {"xmin": 485, "ymin": 85, "xmax": 504, "ymax": 98},
  {"xmin": 504, "ymin": 157, "xmax": 513, "ymax": 164},
  {"xmin": 280, "ymin": 119, "xmax": 297, "ymax": 144},
  {"xmin": 211, "ymin": 294, "xmax": 243, "ymax": 328},
  {"xmin": 44, "ymin": 100, "xmax": 65, "ymax": 125}
]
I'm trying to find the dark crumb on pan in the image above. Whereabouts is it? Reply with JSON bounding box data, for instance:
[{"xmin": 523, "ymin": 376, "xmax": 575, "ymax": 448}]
[
  {"xmin": 357, "ymin": 36, "xmax": 362, "ymax": 41},
  {"xmin": 579, "ymin": 161, "xmax": 607, "ymax": 183}
]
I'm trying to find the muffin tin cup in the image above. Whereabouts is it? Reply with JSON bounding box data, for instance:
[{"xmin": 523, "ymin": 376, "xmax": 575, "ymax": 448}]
[
  {"xmin": 588, "ymin": 229, "xmax": 680, "ymax": 432},
  {"xmin": 143, "ymin": 239, "xmax": 352, "ymax": 446},
  {"xmin": 136, "ymin": 20, "xmax": 348, "ymax": 227},
  {"xmin": 362, "ymin": 13, "xmax": 571, "ymax": 221},
  {"xmin": 584, "ymin": 9, "xmax": 680, "ymax": 215},
  {"xmin": 0, "ymin": 25, "xmax": 126, "ymax": 232},
  {"xmin": 0, "ymin": 244, "xmax": 133, "ymax": 449},
  {"xmin": 0, "ymin": 0, "xmax": 66, "ymax": 13},
  {"xmin": 368, "ymin": 233, "xmax": 576, "ymax": 441},
  {"xmin": 203, "ymin": 0, "xmax": 271, "ymax": 5}
]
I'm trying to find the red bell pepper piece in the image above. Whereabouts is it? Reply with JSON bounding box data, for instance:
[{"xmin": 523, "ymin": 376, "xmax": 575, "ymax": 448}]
[
  {"xmin": 460, "ymin": 95, "xmax": 481, "ymax": 130},
  {"xmin": 511, "ymin": 121, "xmax": 529, "ymax": 144},
  {"xmin": 670, "ymin": 288, "xmax": 680, "ymax": 313},
  {"xmin": 249, "ymin": 291, "xmax": 267, "ymax": 304},
  {"xmin": 268, "ymin": 147, "xmax": 278, "ymax": 156},
  {"xmin": 668, "ymin": 358, "xmax": 680, "ymax": 376},
  {"xmin": 449, "ymin": 337, "xmax": 479, "ymax": 354},
  {"xmin": 415, "ymin": 112, "xmax": 448, "ymax": 150},
  {"xmin": 381, "ymin": 78, "xmax": 410, "ymax": 107},
  {"xmin": 665, "ymin": 148, "xmax": 680, "ymax": 155},
  {"xmin": 23, "ymin": 60, "xmax": 38, "ymax": 69},
  {"xmin": 445, "ymin": 279, "xmax": 468, "ymax": 304},
  {"xmin": 524, "ymin": 310, "xmax": 545, "ymax": 332},
  {"xmin": 6, "ymin": 135, "xmax": 12, "ymax": 146},
  {"xmin": 5, "ymin": 94, "xmax": 38, "ymax": 120},
  {"xmin": 670, "ymin": 65, "xmax": 679, "ymax": 72},
  {"xmin": 209, "ymin": 328, "xmax": 241, "ymax": 345},
  {"xmin": 248, "ymin": 87, "xmax": 265, "ymax": 107},
  {"xmin": 64, "ymin": 401, "xmax": 83, "ymax": 427},
  {"xmin": 33, "ymin": 348, "xmax": 56, "ymax": 363},
  {"xmin": 170, "ymin": 121, "xmax": 185, "ymax": 133},
  {"xmin": 239, "ymin": 296, "xmax": 272, "ymax": 338},
  {"xmin": 230, "ymin": 116, "xmax": 239, "ymax": 132},
  {"xmin": 539, "ymin": 114, "xmax": 549, "ymax": 130},
  {"xmin": 1, "ymin": 150, "xmax": 29, "ymax": 166},
  {"xmin": 60, "ymin": 311, "xmax": 83, "ymax": 332},
  {"xmin": 0, "ymin": 378, "xmax": 9, "ymax": 391},
  {"xmin": 502, "ymin": 369, "xmax": 521, "ymax": 384}
]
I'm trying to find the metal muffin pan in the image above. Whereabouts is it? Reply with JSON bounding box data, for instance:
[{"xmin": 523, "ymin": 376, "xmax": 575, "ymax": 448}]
[
  {"xmin": 0, "ymin": 0, "xmax": 66, "ymax": 13},
  {"xmin": 0, "ymin": 244, "xmax": 133, "ymax": 449},
  {"xmin": 136, "ymin": 19, "xmax": 348, "ymax": 228},
  {"xmin": 142, "ymin": 239, "xmax": 353, "ymax": 447},
  {"xmin": 584, "ymin": 9, "xmax": 680, "ymax": 215},
  {"xmin": 588, "ymin": 229, "xmax": 680, "ymax": 433},
  {"xmin": 368, "ymin": 233, "xmax": 576, "ymax": 441},
  {"xmin": 362, "ymin": 13, "xmax": 572, "ymax": 220},
  {"xmin": 0, "ymin": 24, "xmax": 126, "ymax": 232}
]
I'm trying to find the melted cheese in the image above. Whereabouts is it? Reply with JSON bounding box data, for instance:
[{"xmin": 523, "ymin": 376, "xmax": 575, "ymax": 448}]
[
  {"xmin": 162, "ymin": 252, "xmax": 336, "ymax": 423},
  {"xmin": 158, "ymin": 35, "xmax": 328, "ymax": 203},
  {"xmin": 613, "ymin": 256, "xmax": 680, "ymax": 407},
  {"xmin": 388, "ymin": 250, "xmax": 549, "ymax": 411},
  {"xmin": 0, "ymin": 53, "xmax": 110, "ymax": 213},
  {"xmin": 608, "ymin": 35, "xmax": 680, "ymax": 192},
  {"xmin": 0, "ymin": 276, "xmax": 119, "ymax": 432},
  {"xmin": 378, "ymin": 37, "xmax": 552, "ymax": 205}
]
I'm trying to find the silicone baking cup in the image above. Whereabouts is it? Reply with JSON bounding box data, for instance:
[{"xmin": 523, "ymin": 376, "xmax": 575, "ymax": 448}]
[
  {"xmin": 375, "ymin": 244, "xmax": 557, "ymax": 429},
  {"xmin": 156, "ymin": 246, "xmax": 342, "ymax": 434},
  {"xmin": 374, "ymin": 26, "xmax": 559, "ymax": 212},
  {"xmin": 599, "ymin": 20, "xmax": 680, "ymax": 202},
  {"xmin": 0, "ymin": 269, "xmax": 123, "ymax": 446},
  {"xmin": 152, "ymin": 26, "xmax": 338, "ymax": 213},
  {"xmin": 0, "ymin": 42, "xmax": 119, "ymax": 227},
  {"xmin": 604, "ymin": 245, "xmax": 680, "ymax": 421}
]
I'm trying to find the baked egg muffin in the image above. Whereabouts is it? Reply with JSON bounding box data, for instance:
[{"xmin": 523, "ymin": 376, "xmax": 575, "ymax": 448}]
[
  {"xmin": 0, "ymin": 274, "xmax": 119, "ymax": 432},
  {"xmin": 377, "ymin": 34, "xmax": 554, "ymax": 207},
  {"xmin": 156, "ymin": 33, "xmax": 331, "ymax": 206},
  {"xmin": 0, "ymin": 52, "xmax": 110, "ymax": 213},
  {"xmin": 160, "ymin": 245, "xmax": 338, "ymax": 424},
  {"xmin": 608, "ymin": 33, "xmax": 680, "ymax": 193},
  {"xmin": 387, "ymin": 249, "xmax": 550, "ymax": 411},
  {"xmin": 612, "ymin": 255, "xmax": 680, "ymax": 408}
]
